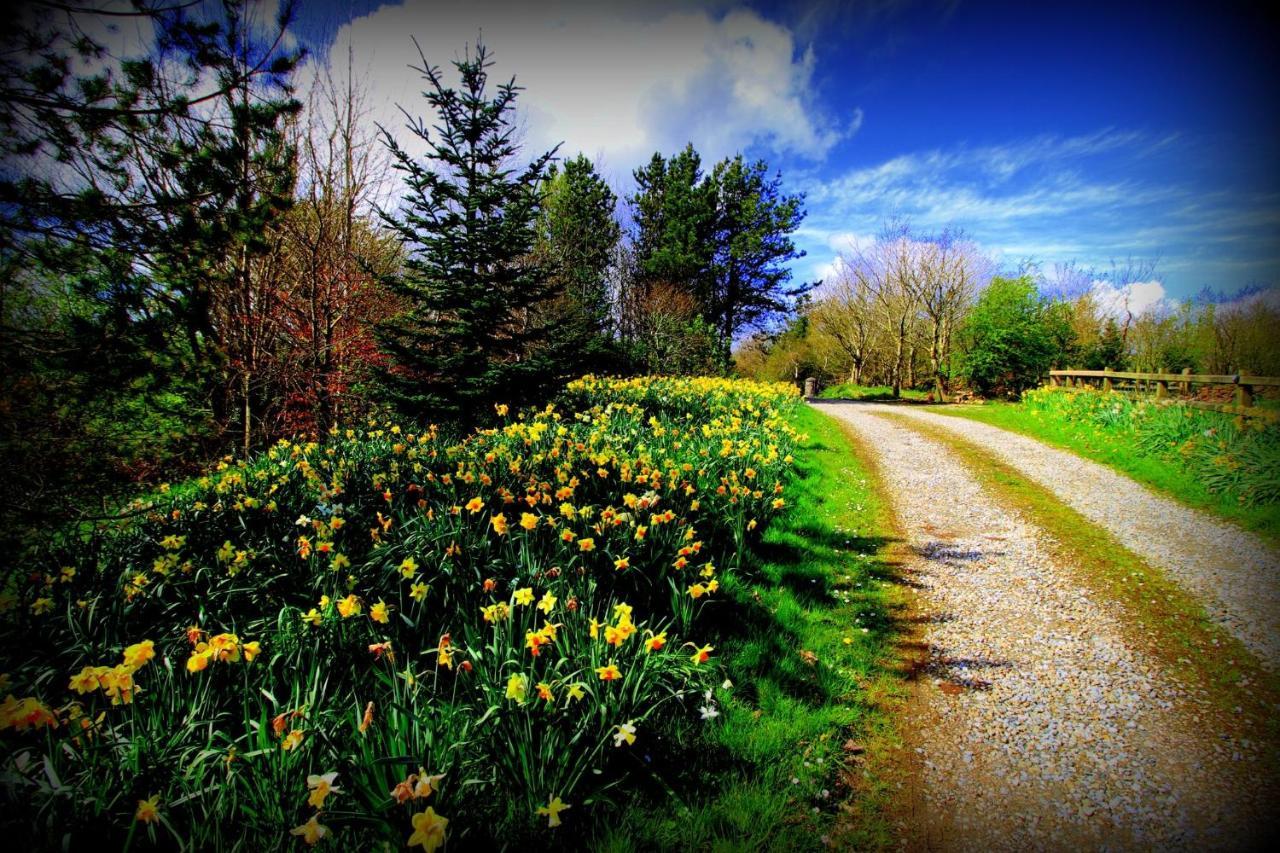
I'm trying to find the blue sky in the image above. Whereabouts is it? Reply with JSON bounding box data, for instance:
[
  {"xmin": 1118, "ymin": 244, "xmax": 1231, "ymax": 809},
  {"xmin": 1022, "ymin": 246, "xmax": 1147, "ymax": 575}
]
[{"xmin": 292, "ymin": 0, "xmax": 1279, "ymax": 305}]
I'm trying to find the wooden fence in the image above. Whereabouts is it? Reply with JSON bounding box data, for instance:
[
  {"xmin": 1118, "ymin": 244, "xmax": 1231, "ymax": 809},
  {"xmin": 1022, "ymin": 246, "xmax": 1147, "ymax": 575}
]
[{"xmin": 1046, "ymin": 368, "xmax": 1280, "ymax": 422}]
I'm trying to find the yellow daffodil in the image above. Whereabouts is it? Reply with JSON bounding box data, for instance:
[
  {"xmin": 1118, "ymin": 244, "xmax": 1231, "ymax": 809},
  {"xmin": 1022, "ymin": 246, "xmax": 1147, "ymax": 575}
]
[
  {"xmin": 536, "ymin": 796, "xmax": 571, "ymax": 828},
  {"xmin": 135, "ymin": 795, "xmax": 160, "ymax": 824},
  {"xmin": 567, "ymin": 683, "xmax": 586, "ymax": 702},
  {"xmin": 465, "ymin": 497, "xmax": 483, "ymax": 513},
  {"xmin": 306, "ymin": 772, "xmax": 341, "ymax": 809},
  {"xmin": 281, "ymin": 729, "xmax": 304, "ymax": 751},
  {"xmin": 520, "ymin": 512, "xmax": 538, "ymax": 531},
  {"xmin": 536, "ymin": 591, "xmax": 556, "ymax": 614},
  {"xmin": 370, "ymin": 600, "xmax": 390, "ymax": 624},
  {"xmin": 407, "ymin": 807, "xmax": 448, "ymax": 852},
  {"xmin": 506, "ymin": 673, "xmax": 528, "ymax": 703},
  {"xmin": 595, "ymin": 663, "xmax": 622, "ymax": 681},
  {"xmin": 410, "ymin": 582, "xmax": 428, "ymax": 601},
  {"xmin": 289, "ymin": 814, "xmax": 329, "ymax": 846},
  {"xmin": 613, "ymin": 721, "xmax": 637, "ymax": 746},
  {"xmin": 690, "ymin": 644, "xmax": 714, "ymax": 665},
  {"xmin": 337, "ymin": 595, "xmax": 361, "ymax": 618},
  {"xmin": 513, "ymin": 587, "xmax": 534, "ymax": 606}
]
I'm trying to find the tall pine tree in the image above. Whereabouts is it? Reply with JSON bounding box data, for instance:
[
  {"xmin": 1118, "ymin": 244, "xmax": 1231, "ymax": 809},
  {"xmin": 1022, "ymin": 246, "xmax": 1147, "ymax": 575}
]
[
  {"xmin": 708, "ymin": 155, "xmax": 808, "ymax": 366},
  {"xmin": 376, "ymin": 40, "xmax": 560, "ymax": 427}
]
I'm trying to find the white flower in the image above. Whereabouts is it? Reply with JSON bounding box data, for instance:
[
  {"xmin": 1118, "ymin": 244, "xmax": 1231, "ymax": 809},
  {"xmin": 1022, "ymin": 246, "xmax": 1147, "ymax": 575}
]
[
  {"xmin": 612, "ymin": 722, "xmax": 637, "ymax": 747},
  {"xmin": 295, "ymin": 515, "xmax": 311, "ymax": 527},
  {"xmin": 703, "ymin": 688, "xmax": 714, "ymax": 702},
  {"xmin": 721, "ymin": 679, "xmax": 733, "ymax": 690},
  {"xmin": 699, "ymin": 704, "xmax": 719, "ymax": 720}
]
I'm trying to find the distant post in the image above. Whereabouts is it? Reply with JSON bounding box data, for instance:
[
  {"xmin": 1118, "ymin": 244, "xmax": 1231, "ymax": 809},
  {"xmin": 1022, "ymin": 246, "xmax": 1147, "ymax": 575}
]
[
  {"xmin": 1102, "ymin": 367, "xmax": 1113, "ymax": 393},
  {"xmin": 803, "ymin": 377, "xmax": 817, "ymax": 399},
  {"xmin": 1155, "ymin": 366, "xmax": 1168, "ymax": 400},
  {"xmin": 1236, "ymin": 370, "xmax": 1253, "ymax": 428},
  {"xmin": 1181, "ymin": 366, "xmax": 1192, "ymax": 395}
]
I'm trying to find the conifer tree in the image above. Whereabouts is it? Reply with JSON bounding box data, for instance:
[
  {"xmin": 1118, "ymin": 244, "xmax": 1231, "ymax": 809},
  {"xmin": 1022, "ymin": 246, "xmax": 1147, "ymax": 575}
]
[{"xmin": 376, "ymin": 40, "xmax": 561, "ymax": 426}]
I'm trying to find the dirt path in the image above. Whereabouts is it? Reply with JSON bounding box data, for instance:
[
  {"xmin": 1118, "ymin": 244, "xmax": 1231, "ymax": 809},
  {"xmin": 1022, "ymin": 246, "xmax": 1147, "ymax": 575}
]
[
  {"xmin": 815, "ymin": 401, "xmax": 1267, "ymax": 851},
  {"xmin": 880, "ymin": 404, "xmax": 1280, "ymax": 670}
]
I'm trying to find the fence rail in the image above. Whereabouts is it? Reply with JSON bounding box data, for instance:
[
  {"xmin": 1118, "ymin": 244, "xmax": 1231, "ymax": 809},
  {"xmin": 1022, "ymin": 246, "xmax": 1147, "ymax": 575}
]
[{"xmin": 1046, "ymin": 368, "xmax": 1279, "ymax": 422}]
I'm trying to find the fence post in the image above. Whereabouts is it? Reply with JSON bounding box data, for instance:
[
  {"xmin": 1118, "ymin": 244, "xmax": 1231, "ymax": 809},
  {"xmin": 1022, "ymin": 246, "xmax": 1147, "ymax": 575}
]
[
  {"xmin": 1049, "ymin": 369, "xmax": 1059, "ymax": 388},
  {"xmin": 1181, "ymin": 366, "xmax": 1191, "ymax": 395},
  {"xmin": 1236, "ymin": 370, "xmax": 1253, "ymax": 428},
  {"xmin": 1155, "ymin": 366, "xmax": 1168, "ymax": 400},
  {"xmin": 803, "ymin": 377, "xmax": 817, "ymax": 399},
  {"xmin": 1103, "ymin": 367, "xmax": 1113, "ymax": 393}
]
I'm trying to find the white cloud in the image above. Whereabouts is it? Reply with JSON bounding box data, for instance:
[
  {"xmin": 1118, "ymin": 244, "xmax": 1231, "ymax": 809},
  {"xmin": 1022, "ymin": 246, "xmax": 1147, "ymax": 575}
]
[
  {"xmin": 1090, "ymin": 279, "xmax": 1173, "ymax": 319},
  {"xmin": 303, "ymin": 0, "xmax": 847, "ymax": 195}
]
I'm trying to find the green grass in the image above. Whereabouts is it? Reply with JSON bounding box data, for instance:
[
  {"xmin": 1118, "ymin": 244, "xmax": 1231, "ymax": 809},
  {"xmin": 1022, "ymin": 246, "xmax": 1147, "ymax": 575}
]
[
  {"xmin": 818, "ymin": 383, "xmax": 930, "ymax": 402},
  {"xmin": 927, "ymin": 400, "xmax": 1280, "ymax": 543},
  {"xmin": 595, "ymin": 405, "xmax": 905, "ymax": 850},
  {"xmin": 882, "ymin": 412, "xmax": 1280, "ymax": 759}
]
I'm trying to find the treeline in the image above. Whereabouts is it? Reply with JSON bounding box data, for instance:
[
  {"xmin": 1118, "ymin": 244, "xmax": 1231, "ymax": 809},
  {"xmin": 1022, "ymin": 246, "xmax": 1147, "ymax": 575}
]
[
  {"xmin": 737, "ymin": 225, "xmax": 1280, "ymax": 397},
  {"xmin": 0, "ymin": 2, "xmax": 807, "ymax": 544}
]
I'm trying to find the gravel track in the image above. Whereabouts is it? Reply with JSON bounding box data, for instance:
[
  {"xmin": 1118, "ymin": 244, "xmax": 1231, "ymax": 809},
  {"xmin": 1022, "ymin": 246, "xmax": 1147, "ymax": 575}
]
[
  {"xmin": 817, "ymin": 402, "xmax": 1267, "ymax": 851},
  {"xmin": 877, "ymin": 404, "xmax": 1280, "ymax": 670}
]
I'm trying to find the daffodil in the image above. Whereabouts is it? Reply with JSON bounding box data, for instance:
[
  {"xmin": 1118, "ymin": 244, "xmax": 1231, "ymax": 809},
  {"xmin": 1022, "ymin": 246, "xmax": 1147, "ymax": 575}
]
[
  {"xmin": 400, "ymin": 557, "xmax": 418, "ymax": 578},
  {"xmin": 370, "ymin": 600, "xmax": 390, "ymax": 624},
  {"xmin": 407, "ymin": 807, "xmax": 448, "ymax": 852},
  {"xmin": 506, "ymin": 673, "xmax": 528, "ymax": 703},
  {"xmin": 336, "ymin": 595, "xmax": 361, "ymax": 618},
  {"xmin": 536, "ymin": 591, "xmax": 557, "ymax": 614},
  {"xmin": 595, "ymin": 663, "xmax": 622, "ymax": 681},
  {"xmin": 289, "ymin": 814, "xmax": 329, "ymax": 846},
  {"xmin": 410, "ymin": 582, "xmax": 428, "ymax": 601},
  {"xmin": 490, "ymin": 513, "xmax": 509, "ymax": 535},
  {"xmin": 645, "ymin": 631, "xmax": 667, "ymax": 652},
  {"xmin": 613, "ymin": 721, "xmax": 637, "ymax": 746},
  {"xmin": 465, "ymin": 497, "xmax": 484, "ymax": 513},
  {"xmin": 567, "ymin": 683, "xmax": 586, "ymax": 702},
  {"xmin": 520, "ymin": 512, "xmax": 538, "ymax": 531},
  {"xmin": 690, "ymin": 644, "xmax": 714, "ymax": 665},
  {"xmin": 536, "ymin": 796, "xmax": 571, "ymax": 828},
  {"xmin": 135, "ymin": 795, "xmax": 160, "ymax": 824},
  {"xmin": 281, "ymin": 729, "xmax": 305, "ymax": 751},
  {"xmin": 513, "ymin": 587, "xmax": 534, "ymax": 606},
  {"xmin": 301, "ymin": 608, "xmax": 322, "ymax": 626},
  {"xmin": 306, "ymin": 772, "xmax": 341, "ymax": 809}
]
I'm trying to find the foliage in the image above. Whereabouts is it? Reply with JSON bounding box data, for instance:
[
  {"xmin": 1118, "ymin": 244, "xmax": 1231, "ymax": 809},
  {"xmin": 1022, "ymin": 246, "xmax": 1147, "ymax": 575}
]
[
  {"xmin": 956, "ymin": 276, "xmax": 1057, "ymax": 396},
  {"xmin": 817, "ymin": 384, "xmax": 930, "ymax": 402},
  {"xmin": 375, "ymin": 41, "xmax": 563, "ymax": 428},
  {"xmin": 538, "ymin": 155, "xmax": 623, "ymax": 337},
  {"xmin": 0, "ymin": 0, "xmax": 302, "ymax": 548},
  {"xmin": 0, "ymin": 376, "xmax": 801, "ymax": 849},
  {"xmin": 1020, "ymin": 388, "xmax": 1280, "ymax": 508},
  {"xmin": 626, "ymin": 146, "xmax": 808, "ymax": 370}
]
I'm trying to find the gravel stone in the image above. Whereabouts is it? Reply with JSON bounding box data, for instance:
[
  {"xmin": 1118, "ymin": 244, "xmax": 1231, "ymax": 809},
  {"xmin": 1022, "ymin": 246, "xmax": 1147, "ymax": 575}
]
[
  {"xmin": 873, "ymin": 404, "xmax": 1280, "ymax": 670},
  {"xmin": 819, "ymin": 402, "xmax": 1267, "ymax": 851}
]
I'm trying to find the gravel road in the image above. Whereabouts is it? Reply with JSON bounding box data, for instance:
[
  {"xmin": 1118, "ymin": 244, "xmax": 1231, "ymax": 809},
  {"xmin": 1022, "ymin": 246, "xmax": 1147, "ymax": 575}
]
[
  {"xmin": 878, "ymin": 404, "xmax": 1280, "ymax": 670},
  {"xmin": 816, "ymin": 401, "xmax": 1268, "ymax": 851}
]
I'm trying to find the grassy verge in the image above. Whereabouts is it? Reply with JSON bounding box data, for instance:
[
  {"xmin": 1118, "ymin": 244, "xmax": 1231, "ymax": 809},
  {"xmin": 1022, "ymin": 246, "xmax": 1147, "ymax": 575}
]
[
  {"xmin": 882, "ymin": 412, "xmax": 1280, "ymax": 755},
  {"xmin": 927, "ymin": 401, "xmax": 1280, "ymax": 543},
  {"xmin": 819, "ymin": 384, "xmax": 929, "ymax": 402},
  {"xmin": 596, "ymin": 405, "xmax": 905, "ymax": 850}
]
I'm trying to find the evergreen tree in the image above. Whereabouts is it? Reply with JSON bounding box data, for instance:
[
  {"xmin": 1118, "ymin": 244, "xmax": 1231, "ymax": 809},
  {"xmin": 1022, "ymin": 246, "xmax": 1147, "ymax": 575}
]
[
  {"xmin": 0, "ymin": 0, "xmax": 300, "ymax": 545},
  {"xmin": 629, "ymin": 144, "xmax": 717, "ymax": 303},
  {"xmin": 708, "ymin": 155, "xmax": 808, "ymax": 365},
  {"xmin": 376, "ymin": 40, "xmax": 560, "ymax": 427},
  {"xmin": 537, "ymin": 154, "xmax": 621, "ymax": 335}
]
